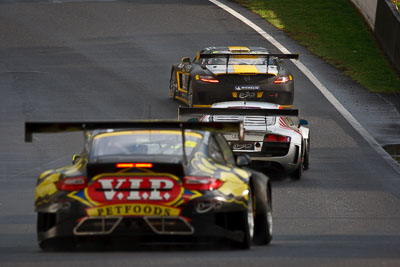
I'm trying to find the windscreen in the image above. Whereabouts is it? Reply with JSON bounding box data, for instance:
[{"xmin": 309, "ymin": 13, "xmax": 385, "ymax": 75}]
[{"xmin": 91, "ymin": 130, "xmax": 202, "ymax": 158}]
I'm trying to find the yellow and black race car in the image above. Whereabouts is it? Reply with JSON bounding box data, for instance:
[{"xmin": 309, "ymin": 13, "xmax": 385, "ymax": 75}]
[
  {"xmin": 26, "ymin": 121, "xmax": 272, "ymax": 250},
  {"xmin": 169, "ymin": 46, "xmax": 299, "ymax": 107}
]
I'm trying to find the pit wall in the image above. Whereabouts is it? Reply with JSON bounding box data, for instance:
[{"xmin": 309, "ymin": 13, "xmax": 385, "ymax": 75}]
[
  {"xmin": 349, "ymin": 0, "xmax": 378, "ymax": 28},
  {"xmin": 350, "ymin": 0, "xmax": 400, "ymax": 74}
]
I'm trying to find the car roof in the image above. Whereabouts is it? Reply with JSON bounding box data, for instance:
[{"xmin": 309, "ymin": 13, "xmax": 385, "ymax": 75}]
[
  {"xmin": 211, "ymin": 101, "xmax": 281, "ymax": 109},
  {"xmin": 200, "ymin": 46, "xmax": 270, "ymax": 54}
]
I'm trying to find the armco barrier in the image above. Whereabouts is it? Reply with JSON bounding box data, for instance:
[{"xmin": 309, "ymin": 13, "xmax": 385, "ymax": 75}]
[{"xmin": 374, "ymin": 0, "xmax": 400, "ymax": 74}]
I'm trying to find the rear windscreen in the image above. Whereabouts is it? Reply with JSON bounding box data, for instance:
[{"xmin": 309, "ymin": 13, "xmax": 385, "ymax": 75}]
[
  {"xmin": 199, "ymin": 56, "xmax": 275, "ymax": 65},
  {"xmin": 91, "ymin": 130, "xmax": 202, "ymax": 157}
]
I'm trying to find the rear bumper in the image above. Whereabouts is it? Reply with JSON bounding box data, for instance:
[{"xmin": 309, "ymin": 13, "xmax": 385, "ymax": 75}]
[
  {"xmin": 193, "ymin": 80, "xmax": 294, "ymax": 106},
  {"xmin": 37, "ymin": 197, "xmax": 247, "ymax": 245},
  {"xmin": 234, "ymin": 142, "xmax": 301, "ymax": 173}
]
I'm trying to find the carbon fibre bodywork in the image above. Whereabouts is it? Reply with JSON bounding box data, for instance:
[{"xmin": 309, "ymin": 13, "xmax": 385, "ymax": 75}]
[
  {"xmin": 169, "ymin": 46, "xmax": 298, "ymax": 107},
  {"xmin": 27, "ymin": 121, "xmax": 272, "ymax": 250}
]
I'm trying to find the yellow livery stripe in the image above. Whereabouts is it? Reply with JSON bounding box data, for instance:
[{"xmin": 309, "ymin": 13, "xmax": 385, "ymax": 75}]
[
  {"xmin": 175, "ymin": 96, "xmax": 189, "ymax": 105},
  {"xmin": 193, "ymin": 104, "xmax": 212, "ymax": 107},
  {"xmin": 232, "ymin": 65, "xmax": 259, "ymax": 74},
  {"xmin": 228, "ymin": 46, "xmax": 250, "ymax": 52}
]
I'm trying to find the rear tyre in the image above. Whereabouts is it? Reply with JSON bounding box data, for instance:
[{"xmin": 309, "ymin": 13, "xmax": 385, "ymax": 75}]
[
  {"xmin": 234, "ymin": 187, "xmax": 254, "ymax": 249},
  {"xmin": 37, "ymin": 213, "xmax": 75, "ymax": 251},
  {"xmin": 188, "ymin": 80, "xmax": 198, "ymax": 107},
  {"xmin": 253, "ymin": 185, "xmax": 273, "ymax": 245},
  {"xmin": 290, "ymin": 142, "xmax": 303, "ymax": 180},
  {"xmin": 39, "ymin": 238, "xmax": 76, "ymax": 252},
  {"xmin": 169, "ymin": 71, "xmax": 177, "ymax": 98},
  {"xmin": 290, "ymin": 161, "xmax": 302, "ymax": 180},
  {"xmin": 303, "ymin": 137, "xmax": 310, "ymax": 170}
]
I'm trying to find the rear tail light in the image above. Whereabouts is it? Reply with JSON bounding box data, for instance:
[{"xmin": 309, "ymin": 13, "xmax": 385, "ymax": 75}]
[
  {"xmin": 273, "ymin": 76, "xmax": 290, "ymax": 84},
  {"xmin": 116, "ymin": 163, "xmax": 153, "ymax": 168},
  {"xmin": 199, "ymin": 75, "xmax": 219, "ymax": 83},
  {"xmin": 264, "ymin": 134, "xmax": 291, "ymax": 142},
  {"xmin": 183, "ymin": 176, "xmax": 223, "ymax": 191},
  {"xmin": 56, "ymin": 176, "xmax": 87, "ymax": 191}
]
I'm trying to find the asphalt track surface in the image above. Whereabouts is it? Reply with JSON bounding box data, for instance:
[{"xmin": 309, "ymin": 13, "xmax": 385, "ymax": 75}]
[{"xmin": 0, "ymin": 0, "xmax": 400, "ymax": 266}]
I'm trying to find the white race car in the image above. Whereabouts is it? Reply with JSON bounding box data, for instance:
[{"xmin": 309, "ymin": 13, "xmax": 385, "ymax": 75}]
[{"xmin": 179, "ymin": 101, "xmax": 310, "ymax": 180}]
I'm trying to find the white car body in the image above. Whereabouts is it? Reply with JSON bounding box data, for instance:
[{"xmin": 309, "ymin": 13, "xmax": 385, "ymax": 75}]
[{"xmin": 201, "ymin": 101, "xmax": 310, "ymax": 177}]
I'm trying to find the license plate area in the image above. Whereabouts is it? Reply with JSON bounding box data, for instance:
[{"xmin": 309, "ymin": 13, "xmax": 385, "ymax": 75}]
[
  {"xmin": 235, "ymin": 91, "xmax": 258, "ymax": 99},
  {"xmin": 230, "ymin": 142, "xmax": 256, "ymax": 151}
]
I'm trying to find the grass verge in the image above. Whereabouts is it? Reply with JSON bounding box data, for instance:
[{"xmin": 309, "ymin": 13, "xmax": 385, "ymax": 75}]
[
  {"xmin": 383, "ymin": 145, "xmax": 400, "ymax": 163},
  {"xmin": 235, "ymin": 0, "xmax": 400, "ymax": 93},
  {"xmin": 393, "ymin": 0, "xmax": 400, "ymax": 12}
]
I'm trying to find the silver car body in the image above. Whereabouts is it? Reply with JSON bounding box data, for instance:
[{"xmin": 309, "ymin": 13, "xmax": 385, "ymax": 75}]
[{"xmin": 201, "ymin": 101, "xmax": 310, "ymax": 174}]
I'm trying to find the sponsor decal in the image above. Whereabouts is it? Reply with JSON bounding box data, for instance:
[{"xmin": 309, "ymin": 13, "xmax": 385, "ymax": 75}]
[
  {"xmin": 86, "ymin": 203, "xmax": 181, "ymax": 217},
  {"xmin": 234, "ymin": 85, "xmax": 261, "ymax": 91},
  {"xmin": 231, "ymin": 142, "xmax": 254, "ymax": 150},
  {"xmin": 86, "ymin": 173, "xmax": 183, "ymax": 206}
]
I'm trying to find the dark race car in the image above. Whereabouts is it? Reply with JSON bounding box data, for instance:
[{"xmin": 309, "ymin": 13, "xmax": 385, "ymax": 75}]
[
  {"xmin": 25, "ymin": 121, "xmax": 273, "ymax": 250},
  {"xmin": 169, "ymin": 46, "xmax": 298, "ymax": 107}
]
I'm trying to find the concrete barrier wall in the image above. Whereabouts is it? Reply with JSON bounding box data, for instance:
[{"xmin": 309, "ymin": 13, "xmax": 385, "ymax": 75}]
[
  {"xmin": 374, "ymin": 0, "xmax": 400, "ymax": 74},
  {"xmin": 349, "ymin": 0, "xmax": 378, "ymax": 29}
]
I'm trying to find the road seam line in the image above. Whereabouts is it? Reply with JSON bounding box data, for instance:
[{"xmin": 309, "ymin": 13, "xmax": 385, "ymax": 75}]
[{"xmin": 209, "ymin": 0, "xmax": 400, "ymax": 174}]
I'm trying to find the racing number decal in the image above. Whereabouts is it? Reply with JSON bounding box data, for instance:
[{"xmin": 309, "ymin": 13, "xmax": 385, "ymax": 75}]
[{"xmin": 86, "ymin": 175, "xmax": 182, "ymax": 205}]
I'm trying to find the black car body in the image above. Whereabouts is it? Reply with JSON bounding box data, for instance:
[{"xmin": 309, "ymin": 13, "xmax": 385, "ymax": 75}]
[
  {"xmin": 26, "ymin": 121, "xmax": 272, "ymax": 250},
  {"xmin": 169, "ymin": 46, "xmax": 298, "ymax": 107}
]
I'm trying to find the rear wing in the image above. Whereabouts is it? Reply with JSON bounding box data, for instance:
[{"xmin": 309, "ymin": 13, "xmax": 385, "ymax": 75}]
[
  {"xmin": 24, "ymin": 121, "xmax": 243, "ymax": 142},
  {"xmin": 199, "ymin": 53, "xmax": 299, "ymax": 60},
  {"xmin": 199, "ymin": 53, "xmax": 299, "ymax": 73},
  {"xmin": 178, "ymin": 107, "xmax": 299, "ymax": 121},
  {"xmin": 25, "ymin": 120, "xmax": 244, "ymax": 165}
]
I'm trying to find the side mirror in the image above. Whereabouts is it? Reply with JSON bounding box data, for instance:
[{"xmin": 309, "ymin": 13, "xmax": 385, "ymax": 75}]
[
  {"xmin": 181, "ymin": 57, "xmax": 191, "ymax": 64},
  {"xmin": 299, "ymin": 119, "xmax": 308, "ymax": 126},
  {"xmin": 72, "ymin": 154, "xmax": 80, "ymax": 165},
  {"xmin": 236, "ymin": 154, "xmax": 252, "ymax": 167}
]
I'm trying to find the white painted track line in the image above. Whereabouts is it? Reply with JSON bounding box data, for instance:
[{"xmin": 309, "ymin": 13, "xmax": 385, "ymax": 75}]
[{"xmin": 209, "ymin": 0, "xmax": 400, "ymax": 174}]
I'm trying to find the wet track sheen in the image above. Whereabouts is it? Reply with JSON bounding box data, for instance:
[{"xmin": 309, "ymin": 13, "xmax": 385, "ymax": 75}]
[{"xmin": 0, "ymin": 0, "xmax": 400, "ymax": 266}]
